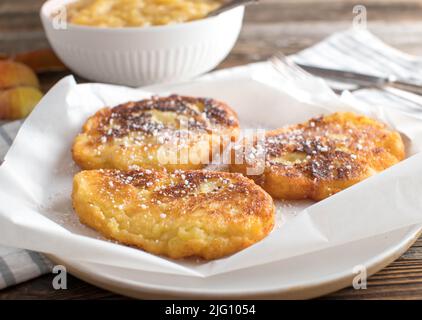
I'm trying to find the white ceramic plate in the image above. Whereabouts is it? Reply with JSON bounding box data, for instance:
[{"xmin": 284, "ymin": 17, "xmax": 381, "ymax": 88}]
[
  {"xmin": 41, "ymin": 64, "xmax": 422, "ymax": 299},
  {"xmin": 51, "ymin": 224, "xmax": 422, "ymax": 299}
]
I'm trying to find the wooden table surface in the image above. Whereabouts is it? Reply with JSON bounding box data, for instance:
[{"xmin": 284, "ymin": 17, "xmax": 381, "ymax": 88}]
[{"xmin": 2, "ymin": 0, "xmax": 422, "ymax": 300}]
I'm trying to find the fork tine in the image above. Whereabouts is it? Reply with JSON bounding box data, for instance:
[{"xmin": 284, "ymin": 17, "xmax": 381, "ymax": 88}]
[
  {"xmin": 270, "ymin": 52, "xmax": 311, "ymax": 80},
  {"xmin": 285, "ymin": 58, "xmax": 311, "ymax": 77}
]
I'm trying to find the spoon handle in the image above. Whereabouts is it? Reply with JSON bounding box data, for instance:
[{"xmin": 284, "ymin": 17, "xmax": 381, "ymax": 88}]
[{"xmin": 207, "ymin": 0, "xmax": 259, "ymax": 17}]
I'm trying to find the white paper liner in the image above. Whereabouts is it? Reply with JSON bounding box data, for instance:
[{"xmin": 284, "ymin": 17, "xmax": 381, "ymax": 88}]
[{"xmin": 1, "ymin": 62, "xmax": 422, "ymax": 278}]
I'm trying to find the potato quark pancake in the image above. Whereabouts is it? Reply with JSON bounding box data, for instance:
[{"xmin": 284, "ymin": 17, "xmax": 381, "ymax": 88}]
[
  {"xmin": 72, "ymin": 168, "xmax": 275, "ymax": 260},
  {"xmin": 230, "ymin": 112, "xmax": 405, "ymax": 201},
  {"xmin": 72, "ymin": 95, "xmax": 240, "ymax": 171}
]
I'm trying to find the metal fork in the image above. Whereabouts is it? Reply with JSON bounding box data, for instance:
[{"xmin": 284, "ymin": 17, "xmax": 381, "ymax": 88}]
[
  {"xmin": 268, "ymin": 52, "xmax": 340, "ymax": 105},
  {"xmin": 207, "ymin": 0, "xmax": 259, "ymax": 17},
  {"xmin": 270, "ymin": 52, "xmax": 422, "ymax": 111}
]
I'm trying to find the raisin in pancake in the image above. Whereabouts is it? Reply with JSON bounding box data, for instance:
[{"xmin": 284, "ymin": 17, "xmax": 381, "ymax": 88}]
[
  {"xmin": 72, "ymin": 169, "xmax": 275, "ymax": 260},
  {"xmin": 230, "ymin": 112, "xmax": 405, "ymax": 201},
  {"xmin": 72, "ymin": 95, "xmax": 240, "ymax": 171}
]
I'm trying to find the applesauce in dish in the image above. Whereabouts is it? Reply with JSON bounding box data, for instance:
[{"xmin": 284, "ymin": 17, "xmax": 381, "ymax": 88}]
[{"xmin": 66, "ymin": 0, "xmax": 223, "ymax": 27}]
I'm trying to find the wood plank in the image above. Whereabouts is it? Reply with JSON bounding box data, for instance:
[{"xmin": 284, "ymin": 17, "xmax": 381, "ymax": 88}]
[
  {"xmin": 0, "ymin": 273, "xmax": 127, "ymax": 300},
  {"xmin": 245, "ymin": 0, "xmax": 422, "ymax": 23}
]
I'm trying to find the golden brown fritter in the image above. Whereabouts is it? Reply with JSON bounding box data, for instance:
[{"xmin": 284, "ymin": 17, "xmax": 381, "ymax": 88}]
[
  {"xmin": 72, "ymin": 169, "xmax": 275, "ymax": 260},
  {"xmin": 72, "ymin": 95, "xmax": 240, "ymax": 171},
  {"xmin": 230, "ymin": 112, "xmax": 405, "ymax": 201}
]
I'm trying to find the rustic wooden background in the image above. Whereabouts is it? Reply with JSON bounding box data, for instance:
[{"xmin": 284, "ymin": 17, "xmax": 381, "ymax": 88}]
[{"xmin": 2, "ymin": 0, "xmax": 422, "ymax": 299}]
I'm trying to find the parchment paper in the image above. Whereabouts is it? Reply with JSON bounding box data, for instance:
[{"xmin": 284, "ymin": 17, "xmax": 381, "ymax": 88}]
[{"xmin": 1, "ymin": 62, "xmax": 422, "ymax": 277}]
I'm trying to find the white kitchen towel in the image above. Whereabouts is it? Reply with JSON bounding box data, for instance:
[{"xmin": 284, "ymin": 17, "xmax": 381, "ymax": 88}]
[
  {"xmin": 1, "ymin": 27, "xmax": 422, "ymax": 289},
  {"xmin": 292, "ymin": 28, "xmax": 422, "ymax": 116}
]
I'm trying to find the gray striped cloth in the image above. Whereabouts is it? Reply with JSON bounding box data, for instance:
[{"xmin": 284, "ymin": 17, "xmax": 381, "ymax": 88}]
[
  {"xmin": 0, "ymin": 121, "xmax": 53, "ymax": 290},
  {"xmin": 1, "ymin": 27, "xmax": 422, "ymax": 290}
]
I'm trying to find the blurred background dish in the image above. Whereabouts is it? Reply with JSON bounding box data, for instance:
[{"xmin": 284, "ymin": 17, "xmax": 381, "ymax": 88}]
[{"xmin": 40, "ymin": 0, "xmax": 244, "ymax": 87}]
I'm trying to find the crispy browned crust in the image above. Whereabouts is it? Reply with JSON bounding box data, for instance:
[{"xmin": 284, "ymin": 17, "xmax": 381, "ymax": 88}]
[
  {"xmin": 230, "ymin": 112, "xmax": 405, "ymax": 201},
  {"xmin": 72, "ymin": 169, "xmax": 275, "ymax": 260},
  {"xmin": 72, "ymin": 95, "xmax": 240, "ymax": 171}
]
